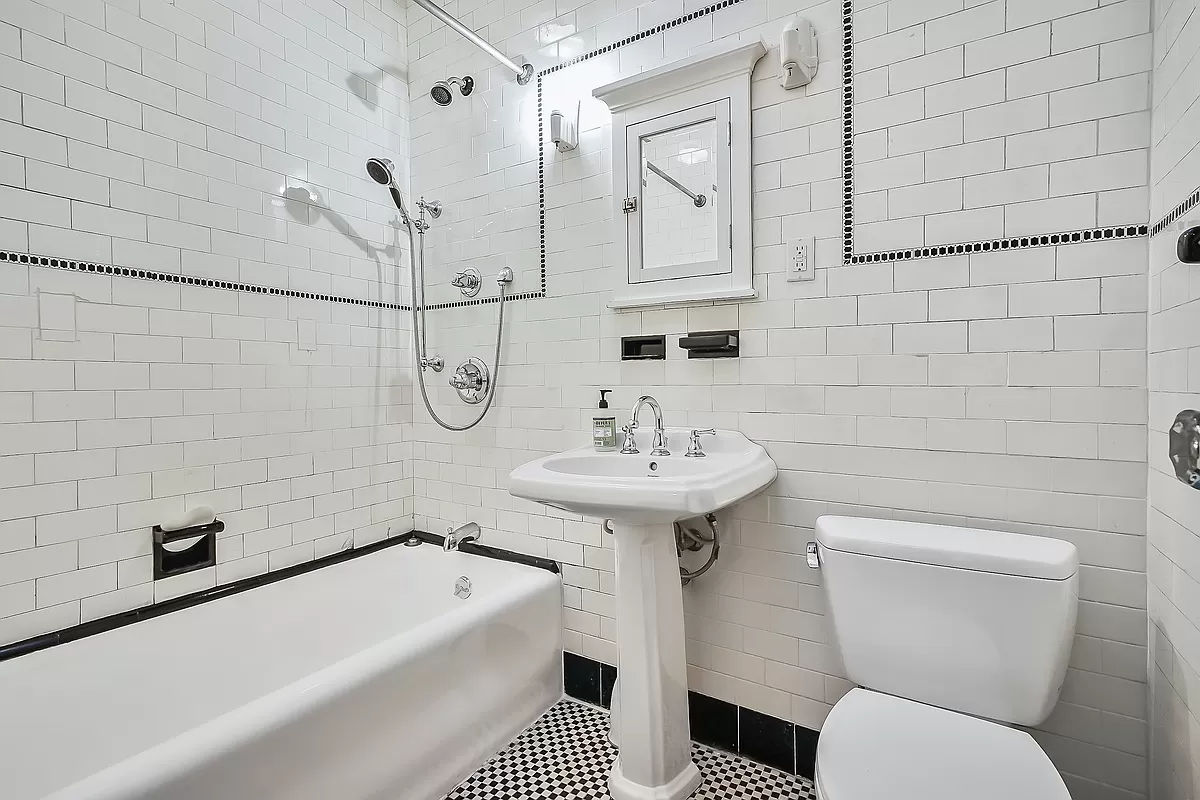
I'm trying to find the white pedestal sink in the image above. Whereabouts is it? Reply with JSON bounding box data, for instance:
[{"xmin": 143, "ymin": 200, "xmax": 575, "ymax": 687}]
[{"xmin": 509, "ymin": 428, "xmax": 777, "ymax": 800}]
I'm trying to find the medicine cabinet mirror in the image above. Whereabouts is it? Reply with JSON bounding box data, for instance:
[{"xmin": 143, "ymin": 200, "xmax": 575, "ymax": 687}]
[{"xmin": 594, "ymin": 40, "xmax": 766, "ymax": 309}]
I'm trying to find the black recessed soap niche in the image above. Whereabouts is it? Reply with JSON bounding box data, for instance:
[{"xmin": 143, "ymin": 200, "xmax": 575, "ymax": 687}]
[{"xmin": 621, "ymin": 334, "xmax": 666, "ymax": 360}]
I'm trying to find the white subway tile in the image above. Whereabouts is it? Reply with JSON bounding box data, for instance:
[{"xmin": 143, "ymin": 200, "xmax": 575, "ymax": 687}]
[
  {"xmin": 965, "ymin": 24, "xmax": 1050, "ymax": 75},
  {"xmin": 1007, "ymin": 48, "xmax": 1099, "ymax": 99},
  {"xmin": 964, "ymin": 95, "xmax": 1049, "ymax": 142},
  {"xmin": 0, "ymin": 542, "xmax": 76, "ymax": 587},
  {"xmin": 1050, "ymin": 75, "xmax": 1149, "ymax": 126},
  {"xmin": 1009, "ymin": 279, "xmax": 1100, "ymax": 317},
  {"xmin": 969, "ymin": 317, "xmax": 1054, "ymax": 352},
  {"xmin": 1050, "ymin": 1, "xmax": 1150, "ymax": 54}
]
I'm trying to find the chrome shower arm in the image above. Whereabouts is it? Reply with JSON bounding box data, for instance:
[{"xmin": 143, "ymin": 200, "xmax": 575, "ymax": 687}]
[{"xmin": 411, "ymin": 0, "xmax": 534, "ymax": 85}]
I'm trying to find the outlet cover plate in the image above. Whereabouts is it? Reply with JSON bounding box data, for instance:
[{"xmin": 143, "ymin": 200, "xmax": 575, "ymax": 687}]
[{"xmin": 787, "ymin": 238, "xmax": 816, "ymax": 282}]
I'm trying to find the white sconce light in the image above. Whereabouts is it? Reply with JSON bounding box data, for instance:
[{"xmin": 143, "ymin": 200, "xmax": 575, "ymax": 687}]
[
  {"xmin": 780, "ymin": 17, "xmax": 818, "ymax": 90},
  {"xmin": 550, "ymin": 102, "xmax": 579, "ymax": 152}
]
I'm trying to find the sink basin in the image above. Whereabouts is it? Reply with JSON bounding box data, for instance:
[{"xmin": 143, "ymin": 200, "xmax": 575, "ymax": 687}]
[
  {"xmin": 509, "ymin": 426, "xmax": 777, "ymax": 800},
  {"xmin": 508, "ymin": 427, "xmax": 777, "ymax": 523}
]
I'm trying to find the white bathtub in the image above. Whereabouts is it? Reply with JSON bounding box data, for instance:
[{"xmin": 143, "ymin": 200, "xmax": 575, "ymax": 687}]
[{"xmin": 0, "ymin": 540, "xmax": 562, "ymax": 800}]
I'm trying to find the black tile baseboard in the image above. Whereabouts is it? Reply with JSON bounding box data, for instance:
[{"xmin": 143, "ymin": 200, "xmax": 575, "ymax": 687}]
[
  {"xmin": 689, "ymin": 691, "xmax": 739, "ymax": 753},
  {"xmin": 564, "ymin": 652, "xmax": 820, "ymax": 781},
  {"xmin": 739, "ymin": 706, "xmax": 797, "ymax": 774},
  {"xmin": 795, "ymin": 724, "xmax": 819, "ymax": 781},
  {"xmin": 564, "ymin": 651, "xmax": 604, "ymax": 705}
]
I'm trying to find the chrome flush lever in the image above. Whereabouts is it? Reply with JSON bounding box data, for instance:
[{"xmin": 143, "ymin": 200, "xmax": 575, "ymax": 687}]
[{"xmin": 806, "ymin": 542, "xmax": 820, "ymax": 569}]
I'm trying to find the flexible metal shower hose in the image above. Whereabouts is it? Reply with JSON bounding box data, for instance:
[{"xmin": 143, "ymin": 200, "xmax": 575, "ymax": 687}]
[{"xmin": 401, "ymin": 216, "xmax": 506, "ymax": 432}]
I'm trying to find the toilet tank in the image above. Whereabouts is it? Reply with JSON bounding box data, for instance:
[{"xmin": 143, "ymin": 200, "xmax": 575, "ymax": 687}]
[{"xmin": 815, "ymin": 515, "xmax": 1078, "ymax": 727}]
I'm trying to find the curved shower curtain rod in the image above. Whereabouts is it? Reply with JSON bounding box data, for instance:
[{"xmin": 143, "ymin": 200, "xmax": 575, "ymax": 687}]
[{"xmin": 411, "ymin": 0, "xmax": 535, "ymax": 85}]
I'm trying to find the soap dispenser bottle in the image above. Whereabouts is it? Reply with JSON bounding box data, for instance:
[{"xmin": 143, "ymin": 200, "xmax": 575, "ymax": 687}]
[{"xmin": 593, "ymin": 390, "xmax": 618, "ymax": 451}]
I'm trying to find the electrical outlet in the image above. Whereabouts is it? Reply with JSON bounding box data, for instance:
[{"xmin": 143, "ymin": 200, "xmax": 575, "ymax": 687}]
[{"xmin": 787, "ymin": 238, "xmax": 816, "ymax": 282}]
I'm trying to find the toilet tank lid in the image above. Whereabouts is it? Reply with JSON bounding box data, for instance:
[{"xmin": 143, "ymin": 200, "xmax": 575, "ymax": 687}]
[{"xmin": 815, "ymin": 516, "xmax": 1077, "ymax": 580}]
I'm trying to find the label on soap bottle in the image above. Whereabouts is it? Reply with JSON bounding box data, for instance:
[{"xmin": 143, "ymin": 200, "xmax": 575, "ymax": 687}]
[{"xmin": 593, "ymin": 417, "xmax": 617, "ymax": 450}]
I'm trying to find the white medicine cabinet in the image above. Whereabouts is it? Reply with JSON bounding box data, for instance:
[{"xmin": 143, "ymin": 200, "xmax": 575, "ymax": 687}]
[{"xmin": 594, "ymin": 40, "xmax": 766, "ymax": 310}]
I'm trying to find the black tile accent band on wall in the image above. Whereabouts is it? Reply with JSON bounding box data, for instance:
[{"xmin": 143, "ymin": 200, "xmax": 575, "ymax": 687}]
[
  {"xmin": 850, "ymin": 225, "xmax": 1149, "ymax": 264},
  {"xmin": 837, "ymin": 5, "xmax": 1148, "ymax": 264},
  {"xmin": 0, "ymin": 250, "xmax": 412, "ymax": 311},
  {"xmin": 1151, "ymin": 186, "xmax": 1200, "ymax": 238},
  {"xmin": 6, "ymin": 2, "xmax": 1155, "ymax": 307},
  {"xmin": 0, "ymin": 532, "xmax": 557, "ymax": 664},
  {"xmin": 563, "ymin": 652, "xmax": 819, "ymax": 781}
]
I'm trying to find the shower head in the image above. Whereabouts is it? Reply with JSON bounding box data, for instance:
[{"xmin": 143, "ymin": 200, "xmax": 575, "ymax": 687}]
[
  {"xmin": 430, "ymin": 76, "xmax": 474, "ymax": 107},
  {"xmin": 366, "ymin": 157, "xmax": 395, "ymax": 186},
  {"xmin": 430, "ymin": 83, "xmax": 453, "ymax": 107},
  {"xmin": 366, "ymin": 157, "xmax": 411, "ymax": 220}
]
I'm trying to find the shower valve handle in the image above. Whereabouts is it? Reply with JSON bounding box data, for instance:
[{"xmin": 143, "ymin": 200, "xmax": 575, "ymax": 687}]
[{"xmin": 452, "ymin": 271, "xmax": 480, "ymax": 289}]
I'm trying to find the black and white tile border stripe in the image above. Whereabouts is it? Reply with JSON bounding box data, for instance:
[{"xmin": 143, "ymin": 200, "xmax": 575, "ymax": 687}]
[
  {"xmin": 0, "ymin": 250, "xmax": 411, "ymax": 310},
  {"xmin": 3, "ymin": 1, "xmax": 1164, "ymax": 305},
  {"xmin": 529, "ymin": 0, "xmax": 753, "ymax": 311},
  {"xmin": 841, "ymin": 0, "xmax": 855, "ymax": 265},
  {"xmin": 838, "ymin": 4, "xmax": 1147, "ymax": 262},
  {"xmin": 1151, "ymin": 187, "xmax": 1200, "ymax": 238},
  {"xmin": 851, "ymin": 225, "xmax": 1148, "ymax": 263}
]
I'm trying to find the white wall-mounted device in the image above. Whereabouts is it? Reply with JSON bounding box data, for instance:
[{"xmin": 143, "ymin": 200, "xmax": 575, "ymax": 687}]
[
  {"xmin": 550, "ymin": 103, "xmax": 579, "ymax": 152},
  {"xmin": 780, "ymin": 18, "xmax": 817, "ymax": 90}
]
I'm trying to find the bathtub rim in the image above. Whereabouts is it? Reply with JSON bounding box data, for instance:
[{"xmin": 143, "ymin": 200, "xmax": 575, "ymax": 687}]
[
  {"xmin": 0, "ymin": 530, "xmax": 559, "ymax": 664},
  {"xmin": 44, "ymin": 551, "xmax": 562, "ymax": 800}
]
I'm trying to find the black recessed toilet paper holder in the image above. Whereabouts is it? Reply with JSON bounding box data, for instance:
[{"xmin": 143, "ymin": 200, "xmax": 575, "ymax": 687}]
[{"xmin": 152, "ymin": 520, "xmax": 223, "ymax": 579}]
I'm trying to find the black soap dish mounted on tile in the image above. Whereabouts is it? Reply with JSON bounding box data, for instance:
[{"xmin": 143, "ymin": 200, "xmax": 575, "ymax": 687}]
[
  {"xmin": 153, "ymin": 519, "xmax": 222, "ymax": 579},
  {"xmin": 679, "ymin": 330, "xmax": 739, "ymax": 358}
]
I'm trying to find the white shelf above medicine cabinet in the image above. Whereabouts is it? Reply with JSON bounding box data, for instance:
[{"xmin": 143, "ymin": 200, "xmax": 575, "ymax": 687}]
[{"xmin": 594, "ymin": 40, "xmax": 766, "ymax": 310}]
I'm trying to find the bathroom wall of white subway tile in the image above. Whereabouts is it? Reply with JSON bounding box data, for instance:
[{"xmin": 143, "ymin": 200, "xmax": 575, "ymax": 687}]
[
  {"xmin": 407, "ymin": 1, "xmax": 1152, "ymax": 797},
  {"xmin": 1146, "ymin": 0, "xmax": 1200, "ymax": 796},
  {"xmin": 849, "ymin": 0, "xmax": 1154, "ymax": 258},
  {"xmin": 0, "ymin": 0, "xmax": 416, "ymax": 644}
]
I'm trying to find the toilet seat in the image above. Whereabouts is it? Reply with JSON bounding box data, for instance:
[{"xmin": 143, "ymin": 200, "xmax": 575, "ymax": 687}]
[{"xmin": 815, "ymin": 689, "xmax": 1071, "ymax": 800}]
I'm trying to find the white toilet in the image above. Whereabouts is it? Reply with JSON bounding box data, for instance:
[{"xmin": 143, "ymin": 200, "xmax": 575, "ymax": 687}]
[{"xmin": 812, "ymin": 515, "xmax": 1078, "ymax": 800}]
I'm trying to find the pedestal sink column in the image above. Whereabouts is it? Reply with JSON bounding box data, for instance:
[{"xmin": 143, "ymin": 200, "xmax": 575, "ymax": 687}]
[{"xmin": 608, "ymin": 521, "xmax": 702, "ymax": 800}]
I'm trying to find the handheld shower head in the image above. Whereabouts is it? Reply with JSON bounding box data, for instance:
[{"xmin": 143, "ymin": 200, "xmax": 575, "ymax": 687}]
[
  {"xmin": 366, "ymin": 157, "xmax": 411, "ymax": 220},
  {"xmin": 430, "ymin": 76, "xmax": 474, "ymax": 107},
  {"xmin": 366, "ymin": 157, "xmax": 395, "ymax": 186}
]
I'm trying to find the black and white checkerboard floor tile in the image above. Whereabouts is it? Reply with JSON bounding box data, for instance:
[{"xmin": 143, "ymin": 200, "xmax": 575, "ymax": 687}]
[{"xmin": 447, "ymin": 700, "xmax": 817, "ymax": 799}]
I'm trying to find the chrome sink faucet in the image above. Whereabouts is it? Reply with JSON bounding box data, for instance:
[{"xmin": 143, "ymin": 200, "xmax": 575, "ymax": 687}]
[{"xmin": 622, "ymin": 395, "xmax": 670, "ymax": 456}]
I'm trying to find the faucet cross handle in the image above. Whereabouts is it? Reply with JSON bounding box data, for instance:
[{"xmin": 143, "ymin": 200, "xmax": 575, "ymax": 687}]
[
  {"xmin": 620, "ymin": 424, "xmax": 639, "ymax": 454},
  {"xmin": 684, "ymin": 429, "xmax": 717, "ymax": 458}
]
